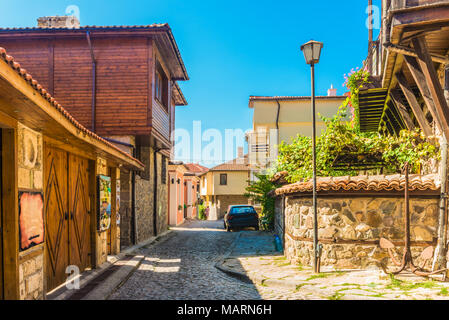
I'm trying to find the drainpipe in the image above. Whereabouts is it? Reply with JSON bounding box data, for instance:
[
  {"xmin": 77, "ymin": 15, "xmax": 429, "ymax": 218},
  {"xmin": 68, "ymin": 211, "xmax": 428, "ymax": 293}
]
[
  {"xmin": 434, "ymin": 67, "xmax": 449, "ymax": 273},
  {"xmin": 275, "ymin": 100, "xmax": 281, "ymax": 146},
  {"xmin": 86, "ymin": 30, "xmax": 97, "ymax": 132}
]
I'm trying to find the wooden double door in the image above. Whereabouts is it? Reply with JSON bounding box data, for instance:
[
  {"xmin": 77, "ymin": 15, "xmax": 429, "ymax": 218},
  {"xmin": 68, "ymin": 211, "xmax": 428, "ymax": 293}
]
[{"xmin": 44, "ymin": 146, "xmax": 92, "ymax": 291}]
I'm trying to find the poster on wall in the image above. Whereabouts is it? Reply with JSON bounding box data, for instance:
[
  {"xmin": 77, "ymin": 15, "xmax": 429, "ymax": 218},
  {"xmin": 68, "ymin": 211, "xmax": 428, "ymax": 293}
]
[
  {"xmin": 116, "ymin": 180, "xmax": 121, "ymax": 226},
  {"xmin": 97, "ymin": 175, "xmax": 112, "ymax": 232},
  {"xmin": 19, "ymin": 191, "xmax": 44, "ymax": 251}
]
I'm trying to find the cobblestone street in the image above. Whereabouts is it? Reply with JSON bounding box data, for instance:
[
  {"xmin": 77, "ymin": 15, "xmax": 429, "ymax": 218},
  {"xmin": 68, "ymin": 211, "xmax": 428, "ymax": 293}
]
[{"xmin": 110, "ymin": 219, "xmax": 301, "ymax": 300}]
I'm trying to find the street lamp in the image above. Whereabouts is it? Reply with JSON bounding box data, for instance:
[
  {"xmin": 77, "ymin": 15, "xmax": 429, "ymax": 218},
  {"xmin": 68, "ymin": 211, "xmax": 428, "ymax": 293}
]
[{"xmin": 300, "ymin": 40, "xmax": 323, "ymax": 274}]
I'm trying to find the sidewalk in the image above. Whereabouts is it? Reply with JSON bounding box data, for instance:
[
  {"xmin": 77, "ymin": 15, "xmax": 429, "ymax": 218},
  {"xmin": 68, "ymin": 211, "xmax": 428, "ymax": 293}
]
[
  {"xmin": 216, "ymin": 233, "xmax": 449, "ymax": 300},
  {"xmin": 48, "ymin": 229, "xmax": 173, "ymax": 300}
]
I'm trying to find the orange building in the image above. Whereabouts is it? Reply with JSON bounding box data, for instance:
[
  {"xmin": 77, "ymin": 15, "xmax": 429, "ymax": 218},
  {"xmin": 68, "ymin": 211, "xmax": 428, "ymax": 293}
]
[{"xmin": 168, "ymin": 162, "xmax": 208, "ymax": 225}]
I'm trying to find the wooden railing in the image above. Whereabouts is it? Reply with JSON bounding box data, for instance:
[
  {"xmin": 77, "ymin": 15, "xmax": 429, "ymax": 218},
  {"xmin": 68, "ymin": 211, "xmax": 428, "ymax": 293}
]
[{"xmin": 390, "ymin": 0, "xmax": 449, "ymax": 10}]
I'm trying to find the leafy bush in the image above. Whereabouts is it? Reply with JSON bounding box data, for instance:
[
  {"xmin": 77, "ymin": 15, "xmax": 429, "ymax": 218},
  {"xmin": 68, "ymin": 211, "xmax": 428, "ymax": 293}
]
[
  {"xmin": 245, "ymin": 173, "xmax": 280, "ymax": 231},
  {"xmin": 275, "ymin": 68, "xmax": 440, "ymax": 183},
  {"xmin": 198, "ymin": 203, "xmax": 207, "ymax": 220}
]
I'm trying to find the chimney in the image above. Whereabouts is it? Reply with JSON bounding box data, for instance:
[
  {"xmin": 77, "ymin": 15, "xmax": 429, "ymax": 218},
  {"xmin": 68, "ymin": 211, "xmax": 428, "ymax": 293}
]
[
  {"xmin": 327, "ymin": 84, "xmax": 337, "ymax": 97},
  {"xmin": 37, "ymin": 16, "xmax": 80, "ymax": 29},
  {"xmin": 237, "ymin": 147, "xmax": 244, "ymax": 158}
]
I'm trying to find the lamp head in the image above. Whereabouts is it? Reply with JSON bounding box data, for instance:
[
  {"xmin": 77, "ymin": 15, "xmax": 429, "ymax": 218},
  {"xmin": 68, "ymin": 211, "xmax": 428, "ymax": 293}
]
[{"xmin": 300, "ymin": 40, "xmax": 323, "ymax": 65}]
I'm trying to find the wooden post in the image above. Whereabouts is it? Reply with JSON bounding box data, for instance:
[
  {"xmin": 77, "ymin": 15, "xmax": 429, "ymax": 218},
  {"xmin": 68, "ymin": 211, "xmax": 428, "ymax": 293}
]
[
  {"xmin": 88, "ymin": 160, "xmax": 98, "ymax": 268},
  {"xmin": 110, "ymin": 167, "xmax": 118, "ymax": 255},
  {"xmin": 412, "ymin": 37, "xmax": 449, "ymax": 139},
  {"xmin": 390, "ymin": 90, "xmax": 416, "ymax": 131},
  {"xmin": 2, "ymin": 128, "xmax": 19, "ymax": 299},
  {"xmin": 396, "ymin": 71, "xmax": 433, "ymax": 137}
]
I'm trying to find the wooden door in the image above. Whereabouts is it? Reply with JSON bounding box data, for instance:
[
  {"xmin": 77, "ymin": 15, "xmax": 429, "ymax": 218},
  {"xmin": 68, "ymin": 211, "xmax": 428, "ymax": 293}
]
[
  {"xmin": 44, "ymin": 146, "xmax": 69, "ymax": 291},
  {"xmin": 68, "ymin": 154, "xmax": 91, "ymax": 273}
]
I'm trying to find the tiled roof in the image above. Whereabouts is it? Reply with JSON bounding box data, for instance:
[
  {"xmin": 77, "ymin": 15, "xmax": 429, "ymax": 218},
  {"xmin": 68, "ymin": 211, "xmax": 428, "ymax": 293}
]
[
  {"xmin": 274, "ymin": 174, "xmax": 440, "ymax": 196},
  {"xmin": 0, "ymin": 23, "xmax": 168, "ymax": 31},
  {"xmin": 184, "ymin": 163, "xmax": 209, "ymax": 174},
  {"xmin": 210, "ymin": 155, "xmax": 250, "ymax": 172},
  {"xmin": 249, "ymin": 95, "xmax": 347, "ymax": 101},
  {"xmin": 0, "ymin": 46, "xmax": 144, "ymax": 169}
]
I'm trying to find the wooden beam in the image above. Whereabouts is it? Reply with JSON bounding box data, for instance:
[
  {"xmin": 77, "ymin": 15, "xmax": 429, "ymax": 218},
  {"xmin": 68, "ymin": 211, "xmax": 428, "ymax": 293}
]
[
  {"xmin": 2, "ymin": 128, "xmax": 19, "ymax": 299},
  {"xmin": 385, "ymin": 42, "xmax": 449, "ymax": 65},
  {"xmin": 412, "ymin": 37, "xmax": 449, "ymax": 139},
  {"xmin": 403, "ymin": 55, "xmax": 441, "ymax": 129},
  {"xmin": 396, "ymin": 71, "xmax": 433, "ymax": 137},
  {"xmin": 390, "ymin": 90, "xmax": 416, "ymax": 130}
]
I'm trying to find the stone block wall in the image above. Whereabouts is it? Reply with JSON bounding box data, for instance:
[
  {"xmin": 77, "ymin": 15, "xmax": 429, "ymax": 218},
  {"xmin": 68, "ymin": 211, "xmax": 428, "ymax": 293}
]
[
  {"xmin": 280, "ymin": 195, "xmax": 440, "ymax": 269},
  {"xmin": 17, "ymin": 123, "xmax": 44, "ymax": 300}
]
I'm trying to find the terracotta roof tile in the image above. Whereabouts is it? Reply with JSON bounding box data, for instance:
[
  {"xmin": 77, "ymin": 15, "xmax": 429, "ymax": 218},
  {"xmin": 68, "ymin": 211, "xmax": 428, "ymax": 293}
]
[
  {"xmin": 0, "ymin": 46, "xmax": 144, "ymax": 169},
  {"xmin": 274, "ymin": 174, "xmax": 440, "ymax": 196},
  {"xmin": 184, "ymin": 163, "xmax": 209, "ymax": 174},
  {"xmin": 210, "ymin": 155, "xmax": 249, "ymax": 171}
]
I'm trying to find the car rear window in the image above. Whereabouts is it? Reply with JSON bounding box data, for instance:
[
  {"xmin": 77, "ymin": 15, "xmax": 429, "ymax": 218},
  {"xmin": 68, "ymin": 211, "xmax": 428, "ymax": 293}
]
[{"xmin": 229, "ymin": 207, "xmax": 256, "ymax": 214}]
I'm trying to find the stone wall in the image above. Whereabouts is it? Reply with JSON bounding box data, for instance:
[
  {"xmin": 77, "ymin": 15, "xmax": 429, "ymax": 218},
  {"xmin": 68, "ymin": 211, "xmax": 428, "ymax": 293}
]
[
  {"xmin": 216, "ymin": 195, "xmax": 250, "ymax": 219},
  {"xmin": 17, "ymin": 123, "xmax": 45, "ymax": 300},
  {"xmin": 134, "ymin": 147, "xmax": 169, "ymax": 244},
  {"xmin": 279, "ymin": 195, "xmax": 440, "ymax": 269},
  {"xmin": 119, "ymin": 169, "xmax": 133, "ymax": 248}
]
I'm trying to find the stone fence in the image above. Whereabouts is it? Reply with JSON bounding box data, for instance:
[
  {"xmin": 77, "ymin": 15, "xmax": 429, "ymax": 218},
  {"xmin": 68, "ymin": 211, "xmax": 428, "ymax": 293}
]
[{"xmin": 273, "ymin": 174, "xmax": 441, "ymax": 269}]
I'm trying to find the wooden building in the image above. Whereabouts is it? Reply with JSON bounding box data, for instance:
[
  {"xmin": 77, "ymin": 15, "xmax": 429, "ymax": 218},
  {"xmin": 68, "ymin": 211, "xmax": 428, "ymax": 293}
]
[
  {"xmin": 360, "ymin": 0, "xmax": 449, "ymax": 270},
  {"xmin": 0, "ymin": 47, "xmax": 144, "ymax": 299},
  {"xmin": 0, "ymin": 16, "xmax": 189, "ymax": 248}
]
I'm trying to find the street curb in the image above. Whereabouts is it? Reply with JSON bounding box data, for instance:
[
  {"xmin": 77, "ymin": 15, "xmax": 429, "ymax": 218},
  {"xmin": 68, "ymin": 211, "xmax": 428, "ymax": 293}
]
[{"xmin": 214, "ymin": 232, "xmax": 299, "ymax": 290}]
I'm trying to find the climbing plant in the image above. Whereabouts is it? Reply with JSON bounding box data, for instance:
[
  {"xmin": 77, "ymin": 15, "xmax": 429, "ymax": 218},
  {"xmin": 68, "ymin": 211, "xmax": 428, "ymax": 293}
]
[{"xmin": 274, "ymin": 67, "xmax": 440, "ymax": 183}]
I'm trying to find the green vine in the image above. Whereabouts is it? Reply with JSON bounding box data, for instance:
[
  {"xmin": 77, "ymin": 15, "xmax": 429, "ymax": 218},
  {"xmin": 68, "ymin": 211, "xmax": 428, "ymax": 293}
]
[{"xmin": 274, "ymin": 67, "xmax": 440, "ymax": 183}]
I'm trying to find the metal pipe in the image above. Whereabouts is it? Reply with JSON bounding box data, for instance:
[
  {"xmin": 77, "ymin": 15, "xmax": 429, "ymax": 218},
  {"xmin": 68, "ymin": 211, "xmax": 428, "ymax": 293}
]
[
  {"xmin": 275, "ymin": 100, "xmax": 281, "ymax": 146},
  {"xmin": 102, "ymin": 137, "xmax": 135, "ymax": 149},
  {"xmin": 153, "ymin": 148, "xmax": 160, "ymax": 236},
  {"xmin": 311, "ymin": 63, "xmax": 320, "ymax": 274},
  {"xmin": 86, "ymin": 30, "xmax": 97, "ymax": 132}
]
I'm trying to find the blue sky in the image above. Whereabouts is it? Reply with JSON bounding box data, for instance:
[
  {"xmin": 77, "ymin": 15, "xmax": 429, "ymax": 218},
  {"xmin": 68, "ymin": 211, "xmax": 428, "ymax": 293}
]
[{"xmin": 0, "ymin": 0, "xmax": 381, "ymax": 166}]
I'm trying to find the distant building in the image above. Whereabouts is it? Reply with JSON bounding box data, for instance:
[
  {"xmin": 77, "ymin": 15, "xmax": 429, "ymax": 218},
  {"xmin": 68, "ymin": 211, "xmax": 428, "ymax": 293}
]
[
  {"xmin": 200, "ymin": 148, "xmax": 251, "ymax": 220},
  {"xmin": 168, "ymin": 162, "xmax": 208, "ymax": 225},
  {"xmin": 247, "ymin": 89, "xmax": 346, "ymax": 174}
]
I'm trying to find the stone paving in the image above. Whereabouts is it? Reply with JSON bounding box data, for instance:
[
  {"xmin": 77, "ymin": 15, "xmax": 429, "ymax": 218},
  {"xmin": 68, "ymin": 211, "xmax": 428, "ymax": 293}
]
[
  {"xmin": 222, "ymin": 255, "xmax": 449, "ymax": 300},
  {"xmin": 109, "ymin": 219, "xmax": 298, "ymax": 300},
  {"xmin": 109, "ymin": 219, "xmax": 449, "ymax": 300}
]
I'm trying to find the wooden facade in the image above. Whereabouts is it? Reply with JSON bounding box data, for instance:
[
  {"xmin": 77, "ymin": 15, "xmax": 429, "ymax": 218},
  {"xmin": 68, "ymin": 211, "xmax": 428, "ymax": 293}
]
[
  {"xmin": 0, "ymin": 46, "xmax": 143, "ymax": 299},
  {"xmin": 0, "ymin": 25, "xmax": 188, "ymax": 151},
  {"xmin": 362, "ymin": 0, "xmax": 449, "ymax": 137}
]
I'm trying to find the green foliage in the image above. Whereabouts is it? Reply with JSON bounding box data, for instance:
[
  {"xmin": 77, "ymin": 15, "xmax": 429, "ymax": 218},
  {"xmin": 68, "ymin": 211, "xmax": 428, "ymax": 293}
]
[
  {"xmin": 244, "ymin": 173, "xmax": 280, "ymax": 231},
  {"xmin": 198, "ymin": 203, "xmax": 207, "ymax": 220},
  {"xmin": 275, "ymin": 68, "xmax": 440, "ymax": 183}
]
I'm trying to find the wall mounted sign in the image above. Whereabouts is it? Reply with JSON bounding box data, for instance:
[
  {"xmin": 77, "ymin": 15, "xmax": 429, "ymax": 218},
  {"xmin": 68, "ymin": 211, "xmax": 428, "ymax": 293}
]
[
  {"xmin": 19, "ymin": 191, "xmax": 44, "ymax": 251},
  {"xmin": 97, "ymin": 175, "xmax": 112, "ymax": 232}
]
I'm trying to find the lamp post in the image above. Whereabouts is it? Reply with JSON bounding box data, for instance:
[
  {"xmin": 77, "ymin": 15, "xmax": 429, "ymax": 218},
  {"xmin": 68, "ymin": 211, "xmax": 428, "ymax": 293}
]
[{"xmin": 300, "ymin": 40, "xmax": 323, "ymax": 274}]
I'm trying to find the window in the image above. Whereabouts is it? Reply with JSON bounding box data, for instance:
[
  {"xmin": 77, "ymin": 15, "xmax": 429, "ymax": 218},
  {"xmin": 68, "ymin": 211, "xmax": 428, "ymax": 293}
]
[
  {"xmin": 155, "ymin": 61, "xmax": 168, "ymax": 111},
  {"xmin": 220, "ymin": 174, "xmax": 227, "ymax": 186}
]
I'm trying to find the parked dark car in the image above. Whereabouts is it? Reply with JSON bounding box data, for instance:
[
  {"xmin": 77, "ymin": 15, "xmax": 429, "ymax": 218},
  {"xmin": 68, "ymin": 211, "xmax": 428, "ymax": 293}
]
[{"xmin": 224, "ymin": 205, "xmax": 259, "ymax": 232}]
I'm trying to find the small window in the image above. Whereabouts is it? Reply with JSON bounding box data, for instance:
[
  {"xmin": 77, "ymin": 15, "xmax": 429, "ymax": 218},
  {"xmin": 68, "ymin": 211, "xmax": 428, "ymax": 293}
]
[
  {"xmin": 155, "ymin": 61, "xmax": 168, "ymax": 111},
  {"xmin": 220, "ymin": 174, "xmax": 227, "ymax": 186}
]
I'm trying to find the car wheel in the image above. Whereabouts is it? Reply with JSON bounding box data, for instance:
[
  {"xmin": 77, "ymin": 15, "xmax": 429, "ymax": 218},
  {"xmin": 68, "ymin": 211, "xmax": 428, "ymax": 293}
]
[{"xmin": 226, "ymin": 225, "xmax": 231, "ymax": 232}]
